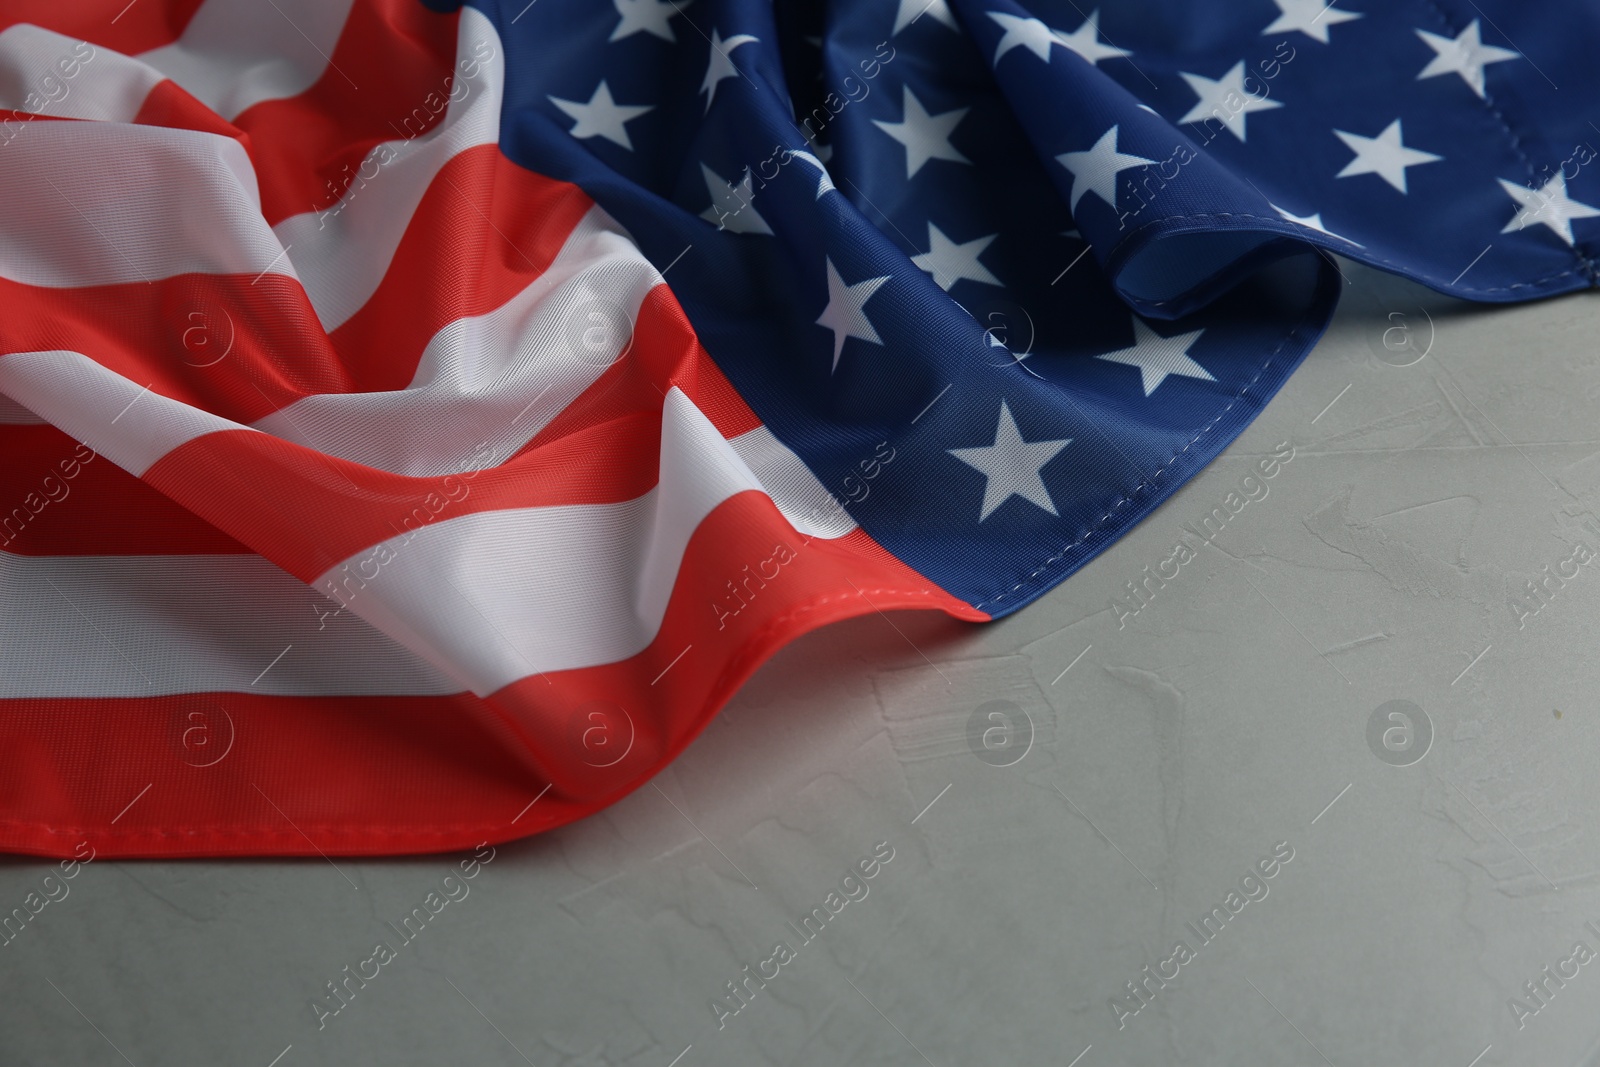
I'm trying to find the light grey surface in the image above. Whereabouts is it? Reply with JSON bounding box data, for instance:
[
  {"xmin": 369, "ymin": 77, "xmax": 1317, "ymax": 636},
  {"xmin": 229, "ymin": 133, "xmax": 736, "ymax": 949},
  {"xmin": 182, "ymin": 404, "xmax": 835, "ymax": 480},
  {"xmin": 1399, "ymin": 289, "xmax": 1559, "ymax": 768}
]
[{"xmin": 5, "ymin": 261, "xmax": 1600, "ymax": 1066}]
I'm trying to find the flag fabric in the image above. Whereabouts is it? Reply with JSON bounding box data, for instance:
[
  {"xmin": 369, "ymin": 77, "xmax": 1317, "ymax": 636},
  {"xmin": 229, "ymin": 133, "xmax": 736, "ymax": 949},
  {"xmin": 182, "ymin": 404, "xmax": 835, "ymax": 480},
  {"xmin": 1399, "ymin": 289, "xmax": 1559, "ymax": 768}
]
[{"xmin": 0, "ymin": 0, "xmax": 1591, "ymax": 857}]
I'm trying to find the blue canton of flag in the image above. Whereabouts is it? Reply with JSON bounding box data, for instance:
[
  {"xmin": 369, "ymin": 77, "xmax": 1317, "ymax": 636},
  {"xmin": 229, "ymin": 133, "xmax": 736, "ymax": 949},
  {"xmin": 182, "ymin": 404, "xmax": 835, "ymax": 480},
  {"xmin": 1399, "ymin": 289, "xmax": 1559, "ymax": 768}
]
[{"xmin": 472, "ymin": 0, "xmax": 1598, "ymax": 615}]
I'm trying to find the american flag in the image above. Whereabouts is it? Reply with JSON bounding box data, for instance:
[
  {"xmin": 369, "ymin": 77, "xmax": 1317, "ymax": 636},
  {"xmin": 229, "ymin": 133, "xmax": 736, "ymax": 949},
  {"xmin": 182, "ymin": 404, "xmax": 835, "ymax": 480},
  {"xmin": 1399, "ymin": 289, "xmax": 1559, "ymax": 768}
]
[{"xmin": 0, "ymin": 0, "xmax": 1588, "ymax": 856}]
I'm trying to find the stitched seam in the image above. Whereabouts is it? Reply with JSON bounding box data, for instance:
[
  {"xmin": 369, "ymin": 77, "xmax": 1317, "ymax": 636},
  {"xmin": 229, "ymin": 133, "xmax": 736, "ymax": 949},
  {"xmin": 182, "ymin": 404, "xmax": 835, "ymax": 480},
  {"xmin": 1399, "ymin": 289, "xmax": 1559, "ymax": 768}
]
[
  {"xmin": 712, "ymin": 585, "xmax": 967, "ymax": 686},
  {"xmin": 1421, "ymin": 0, "xmax": 1599, "ymax": 284},
  {"xmin": 1105, "ymin": 211, "xmax": 1582, "ymax": 297},
  {"xmin": 971, "ymin": 277, "xmax": 1320, "ymax": 611}
]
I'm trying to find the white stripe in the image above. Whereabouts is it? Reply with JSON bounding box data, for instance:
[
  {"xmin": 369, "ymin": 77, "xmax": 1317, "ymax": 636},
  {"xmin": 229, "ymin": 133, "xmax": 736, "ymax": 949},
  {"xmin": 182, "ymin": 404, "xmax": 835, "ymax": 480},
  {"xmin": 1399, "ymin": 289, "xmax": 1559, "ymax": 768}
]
[
  {"xmin": 272, "ymin": 7, "xmax": 503, "ymax": 331},
  {"xmin": 0, "ymin": 344, "xmax": 852, "ymax": 542},
  {"xmin": 312, "ymin": 389, "xmax": 769, "ymax": 694},
  {"xmin": 728, "ymin": 426, "xmax": 858, "ymax": 538},
  {"xmin": 0, "ymin": 364, "xmax": 832, "ymax": 693},
  {"xmin": 0, "ymin": 554, "xmax": 457, "ymax": 698},
  {"xmin": 0, "ymin": 25, "xmax": 159, "ymax": 122},
  {"xmin": 0, "ymin": 351, "xmax": 252, "ymax": 476},
  {"xmin": 137, "ymin": 0, "xmax": 357, "ymax": 121},
  {"xmin": 0, "ymin": 121, "xmax": 291, "ymax": 288},
  {"xmin": 254, "ymin": 205, "xmax": 658, "ymax": 476}
]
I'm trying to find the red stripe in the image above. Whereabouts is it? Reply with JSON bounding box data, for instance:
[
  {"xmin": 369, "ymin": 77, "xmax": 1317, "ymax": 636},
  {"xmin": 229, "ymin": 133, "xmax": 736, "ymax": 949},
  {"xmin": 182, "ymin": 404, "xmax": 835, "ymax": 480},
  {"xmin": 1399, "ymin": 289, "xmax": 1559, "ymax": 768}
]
[
  {"xmin": 0, "ymin": 425, "xmax": 247, "ymax": 555},
  {"xmin": 0, "ymin": 492, "xmax": 982, "ymax": 859},
  {"xmin": 324, "ymin": 146, "xmax": 595, "ymax": 393},
  {"xmin": 129, "ymin": 77, "xmax": 259, "ymax": 142},
  {"xmin": 137, "ymin": 286, "xmax": 766, "ymax": 577},
  {"xmin": 224, "ymin": 0, "xmax": 462, "ymax": 227},
  {"xmin": 0, "ymin": 274, "xmax": 345, "ymax": 423},
  {"xmin": 0, "ymin": 691, "xmax": 533, "ymax": 858},
  {"xmin": 141, "ymin": 418, "xmax": 663, "ymax": 579}
]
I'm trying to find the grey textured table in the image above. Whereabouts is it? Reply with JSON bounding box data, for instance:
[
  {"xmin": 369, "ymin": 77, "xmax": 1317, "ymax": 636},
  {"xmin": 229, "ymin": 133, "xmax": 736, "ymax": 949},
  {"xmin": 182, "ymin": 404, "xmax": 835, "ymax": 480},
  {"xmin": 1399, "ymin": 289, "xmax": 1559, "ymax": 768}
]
[{"xmin": 5, "ymin": 260, "xmax": 1600, "ymax": 1067}]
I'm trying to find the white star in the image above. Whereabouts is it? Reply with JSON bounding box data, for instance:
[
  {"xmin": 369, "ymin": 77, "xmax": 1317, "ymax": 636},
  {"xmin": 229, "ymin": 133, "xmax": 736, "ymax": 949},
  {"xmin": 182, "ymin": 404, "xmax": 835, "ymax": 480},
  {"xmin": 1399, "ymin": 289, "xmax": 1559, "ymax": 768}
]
[
  {"xmin": 610, "ymin": 0, "xmax": 684, "ymax": 42},
  {"xmin": 987, "ymin": 11, "xmax": 1130, "ymax": 66},
  {"xmin": 1416, "ymin": 19, "xmax": 1518, "ymax": 99},
  {"xmin": 1333, "ymin": 119, "xmax": 1441, "ymax": 193},
  {"xmin": 790, "ymin": 150, "xmax": 835, "ymax": 198},
  {"xmin": 1271, "ymin": 202, "xmax": 1363, "ymax": 246},
  {"xmin": 894, "ymin": 0, "xmax": 958, "ymax": 34},
  {"xmin": 816, "ymin": 258, "xmax": 890, "ymax": 372},
  {"xmin": 1055, "ymin": 125, "xmax": 1156, "ymax": 213},
  {"xmin": 699, "ymin": 163, "xmax": 772, "ymax": 235},
  {"xmin": 1499, "ymin": 174, "xmax": 1600, "ymax": 245},
  {"xmin": 948, "ymin": 401, "xmax": 1071, "ymax": 521},
  {"xmin": 1178, "ymin": 61, "xmax": 1283, "ymax": 142},
  {"xmin": 872, "ymin": 86, "xmax": 970, "ymax": 178},
  {"xmin": 1097, "ymin": 319, "xmax": 1213, "ymax": 396},
  {"xmin": 1055, "ymin": 10, "xmax": 1131, "ymax": 65},
  {"xmin": 913, "ymin": 223, "xmax": 1001, "ymax": 290},
  {"xmin": 1262, "ymin": 0, "xmax": 1361, "ymax": 44},
  {"xmin": 701, "ymin": 28, "xmax": 759, "ymax": 112},
  {"xmin": 989, "ymin": 12, "xmax": 1060, "ymax": 64},
  {"xmin": 548, "ymin": 81, "xmax": 653, "ymax": 150}
]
